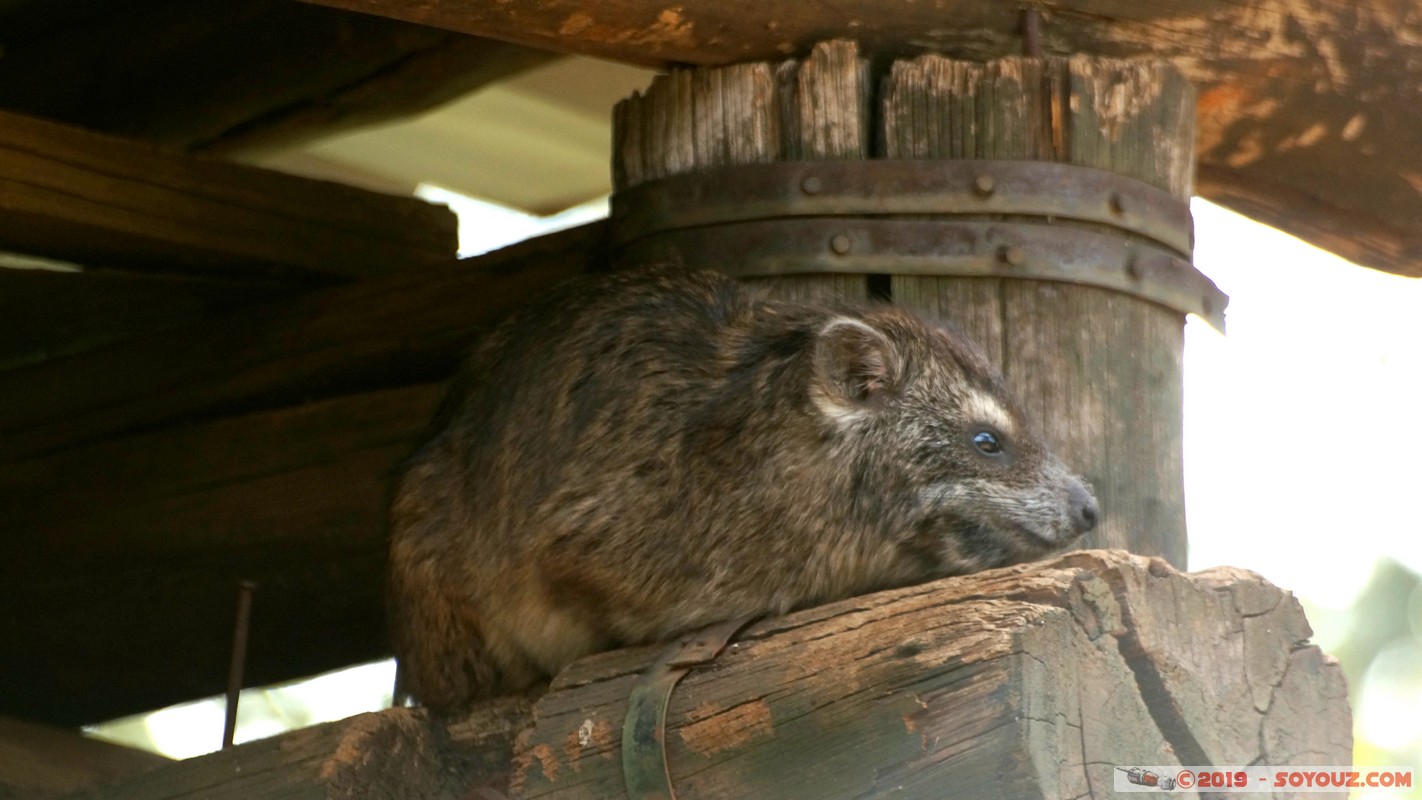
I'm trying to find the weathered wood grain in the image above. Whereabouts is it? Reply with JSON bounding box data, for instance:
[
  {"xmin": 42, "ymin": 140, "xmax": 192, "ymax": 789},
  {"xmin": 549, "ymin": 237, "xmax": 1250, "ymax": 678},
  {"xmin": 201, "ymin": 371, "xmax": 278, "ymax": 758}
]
[
  {"xmin": 612, "ymin": 41, "xmax": 870, "ymax": 304},
  {"xmin": 0, "ymin": 221, "xmax": 602, "ymax": 462},
  {"xmin": 509, "ymin": 550, "xmax": 1348, "ymax": 798},
  {"xmin": 886, "ymin": 55, "xmax": 1193, "ymax": 565},
  {"xmin": 300, "ymin": 0, "xmax": 1422, "ymax": 277},
  {"xmin": 0, "ymin": 267, "xmax": 289, "ymax": 372},
  {"xmin": 0, "ymin": 0, "xmax": 557, "ymax": 155},
  {"xmin": 0, "ymin": 110, "xmax": 456, "ymax": 281}
]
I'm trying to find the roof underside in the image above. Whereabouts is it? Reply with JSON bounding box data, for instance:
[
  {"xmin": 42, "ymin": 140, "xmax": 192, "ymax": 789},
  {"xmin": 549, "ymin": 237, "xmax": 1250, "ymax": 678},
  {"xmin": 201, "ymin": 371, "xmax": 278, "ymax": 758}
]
[{"xmin": 1, "ymin": 0, "xmax": 1420, "ymax": 275}]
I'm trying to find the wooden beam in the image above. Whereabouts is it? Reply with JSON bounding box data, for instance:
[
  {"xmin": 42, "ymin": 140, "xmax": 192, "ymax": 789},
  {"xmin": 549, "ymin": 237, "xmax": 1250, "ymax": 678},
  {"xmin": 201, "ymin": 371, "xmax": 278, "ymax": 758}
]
[
  {"xmin": 0, "ymin": 0, "xmax": 558, "ymax": 155},
  {"xmin": 0, "ymin": 267, "xmax": 290, "ymax": 372},
  {"xmin": 513, "ymin": 551, "xmax": 1349, "ymax": 797},
  {"xmin": 0, "ymin": 718, "xmax": 169, "ymax": 799},
  {"xmin": 0, "ymin": 221, "xmax": 603, "ymax": 462},
  {"xmin": 206, "ymin": 37, "xmax": 559, "ymax": 157},
  {"xmin": 300, "ymin": 0, "xmax": 1422, "ymax": 277},
  {"xmin": 0, "ymin": 383, "xmax": 441, "ymax": 725},
  {"xmin": 83, "ymin": 702, "xmax": 529, "ymax": 800},
  {"xmin": 0, "ymin": 110, "xmax": 457, "ymax": 282}
]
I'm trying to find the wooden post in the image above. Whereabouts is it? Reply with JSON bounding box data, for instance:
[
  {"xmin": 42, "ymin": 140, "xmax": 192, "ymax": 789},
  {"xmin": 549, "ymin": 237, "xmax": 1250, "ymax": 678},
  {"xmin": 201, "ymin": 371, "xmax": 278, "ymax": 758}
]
[
  {"xmin": 882, "ymin": 55, "xmax": 1196, "ymax": 565},
  {"xmin": 613, "ymin": 42, "xmax": 869, "ymax": 303},
  {"xmin": 611, "ymin": 42, "xmax": 1207, "ymax": 565}
]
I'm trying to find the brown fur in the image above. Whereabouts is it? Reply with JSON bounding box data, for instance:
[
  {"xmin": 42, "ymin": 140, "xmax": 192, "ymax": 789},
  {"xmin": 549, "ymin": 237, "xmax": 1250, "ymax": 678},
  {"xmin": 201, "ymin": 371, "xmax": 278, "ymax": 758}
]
[{"xmin": 389, "ymin": 267, "xmax": 1097, "ymax": 714}]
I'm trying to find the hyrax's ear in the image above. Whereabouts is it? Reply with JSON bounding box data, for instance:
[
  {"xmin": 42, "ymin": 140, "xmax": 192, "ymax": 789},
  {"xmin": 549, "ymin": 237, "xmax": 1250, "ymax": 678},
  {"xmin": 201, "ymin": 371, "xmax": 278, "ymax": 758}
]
[{"xmin": 812, "ymin": 317, "xmax": 899, "ymax": 411}]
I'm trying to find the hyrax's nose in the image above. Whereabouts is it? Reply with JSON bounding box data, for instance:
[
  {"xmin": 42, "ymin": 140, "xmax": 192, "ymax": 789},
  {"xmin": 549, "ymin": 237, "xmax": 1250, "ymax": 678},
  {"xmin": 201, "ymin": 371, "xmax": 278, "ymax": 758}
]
[{"xmin": 1068, "ymin": 479, "xmax": 1099, "ymax": 535}]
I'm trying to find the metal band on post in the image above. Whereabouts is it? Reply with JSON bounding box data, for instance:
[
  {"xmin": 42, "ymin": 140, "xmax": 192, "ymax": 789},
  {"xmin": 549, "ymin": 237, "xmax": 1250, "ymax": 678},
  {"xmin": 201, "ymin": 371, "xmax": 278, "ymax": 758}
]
[
  {"xmin": 621, "ymin": 616, "xmax": 757, "ymax": 800},
  {"xmin": 609, "ymin": 160, "xmax": 1226, "ymax": 331}
]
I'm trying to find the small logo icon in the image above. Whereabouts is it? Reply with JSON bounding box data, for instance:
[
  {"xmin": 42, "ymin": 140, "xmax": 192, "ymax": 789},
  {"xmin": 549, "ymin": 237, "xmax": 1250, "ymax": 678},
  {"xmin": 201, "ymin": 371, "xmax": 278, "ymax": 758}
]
[{"xmin": 1117, "ymin": 766, "xmax": 1178, "ymax": 790}]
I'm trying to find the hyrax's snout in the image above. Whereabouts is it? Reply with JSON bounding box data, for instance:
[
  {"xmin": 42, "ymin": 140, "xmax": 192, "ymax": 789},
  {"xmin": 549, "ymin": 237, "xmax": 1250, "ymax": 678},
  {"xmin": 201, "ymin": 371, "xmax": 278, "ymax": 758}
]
[{"xmin": 1067, "ymin": 478, "xmax": 1100, "ymax": 537}]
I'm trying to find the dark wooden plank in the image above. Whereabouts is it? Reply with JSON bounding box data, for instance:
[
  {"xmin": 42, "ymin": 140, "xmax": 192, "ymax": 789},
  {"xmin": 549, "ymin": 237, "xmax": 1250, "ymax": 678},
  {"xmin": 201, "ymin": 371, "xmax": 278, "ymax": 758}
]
[
  {"xmin": 304, "ymin": 0, "xmax": 1422, "ymax": 277},
  {"xmin": 0, "ymin": 718, "xmax": 169, "ymax": 799},
  {"xmin": 0, "ymin": 0, "xmax": 557, "ymax": 155},
  {"xmin": 0, "ymin": 109, "xmax": 457, "ymax": 281},
  {"xmin": 209, "ymin": 36, "xmax": 558, "ymax": 157},
  {"xmin": 0, "ymin": 267, "xmax": 290, "ymax": 371},
  {"xmin": 0, "ymin": 221, "xmax": 604, "ymax": 462},
  {"xmin": 0, "ymin": 383, "xmax": 442, "ymax": 725},
  {"xmin": 0, "ymin": 225, "xmax": 600, "ymax": 723}
]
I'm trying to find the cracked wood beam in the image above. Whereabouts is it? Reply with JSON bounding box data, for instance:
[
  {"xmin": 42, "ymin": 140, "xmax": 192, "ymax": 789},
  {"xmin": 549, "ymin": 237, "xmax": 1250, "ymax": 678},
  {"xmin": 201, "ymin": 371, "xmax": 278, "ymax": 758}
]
[
  {"xmin": 510, "ymin": 550, "xmax": 1349, "ymax": 798},
  {"xmin": 0, "ymin": 0, "xmax": 557, "ymax": 155},
  {"xmin": 0, "ymin": 268, "xmax": 289, "ymax": 372},
  {"xmin": 299, "ymin": 0, "xmax": 1422, "ymax": 276}
]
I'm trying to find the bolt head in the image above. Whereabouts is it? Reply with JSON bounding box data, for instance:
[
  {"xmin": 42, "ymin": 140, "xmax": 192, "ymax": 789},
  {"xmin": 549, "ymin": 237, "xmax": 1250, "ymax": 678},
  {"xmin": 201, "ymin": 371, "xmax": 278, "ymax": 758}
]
[
  {"xmin": 973, "ymin": 174, "xmax": 996, "ymax": 196},
  {"xmin": 1000, "ymin": 245, "xmax": 1025, "ymax": 266},
  {"xmin": 830, "ymin": 233, "xmax": 852, "ymax": 255},
  {"xmin": 801, "ymin": 175, "xmax": 823, "ymax": 195}
]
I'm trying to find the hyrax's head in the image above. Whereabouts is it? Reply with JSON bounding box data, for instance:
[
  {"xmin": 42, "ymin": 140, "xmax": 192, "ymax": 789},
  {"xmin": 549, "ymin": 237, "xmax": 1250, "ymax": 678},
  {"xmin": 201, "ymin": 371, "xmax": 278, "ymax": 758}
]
[{"xmin": 809, "ymin": 308, "xmax": 1098, "ymax": 574}]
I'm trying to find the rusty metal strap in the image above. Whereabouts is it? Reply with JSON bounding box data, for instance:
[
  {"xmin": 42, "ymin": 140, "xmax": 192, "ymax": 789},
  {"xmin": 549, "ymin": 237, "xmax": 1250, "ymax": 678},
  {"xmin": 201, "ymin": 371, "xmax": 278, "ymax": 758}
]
[
  {"xmin": 610, "ymin": 159, "xmax": 1194, "ymax": 259},
  {"xmin": 618, "ymin": 218, "xmax": 1227, "ymax": 331},
  {"xmin": 622, "ymin": 616, "xmax": 757, "ymax": 800}
]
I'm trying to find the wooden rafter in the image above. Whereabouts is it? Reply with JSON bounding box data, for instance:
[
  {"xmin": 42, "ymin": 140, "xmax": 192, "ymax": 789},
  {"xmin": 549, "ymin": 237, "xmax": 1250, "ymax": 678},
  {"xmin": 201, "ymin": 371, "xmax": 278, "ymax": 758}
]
[
  {"xmin": 0, "ymin": 0, "xmax": 557, "ymax": 155},
  {"xmin": 0, "ymin": 111, "xmax": 457, "ymax": 281},
  {"xmin": 299, "ymin": 0, "xmax": 1422, "ymax": 277}
]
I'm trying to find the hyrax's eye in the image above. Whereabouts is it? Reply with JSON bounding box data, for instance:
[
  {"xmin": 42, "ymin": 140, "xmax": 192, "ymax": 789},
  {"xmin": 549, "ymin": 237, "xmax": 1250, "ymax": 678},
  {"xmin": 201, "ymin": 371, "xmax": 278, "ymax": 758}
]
[{"xmin": 972, "ymin": 431, "xmax": 1003, "ymax": 455}]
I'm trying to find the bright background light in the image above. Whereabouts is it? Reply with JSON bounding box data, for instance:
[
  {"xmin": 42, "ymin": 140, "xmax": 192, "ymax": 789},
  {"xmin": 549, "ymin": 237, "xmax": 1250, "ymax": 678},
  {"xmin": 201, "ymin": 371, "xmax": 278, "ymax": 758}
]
[
  {"xmin": 1185, "ymin": 200, "xmax": 1422, "ymax": 595},
  {"xmin": 1186, "ymin": 199, "xmax": 1422, "ymax": 797}
]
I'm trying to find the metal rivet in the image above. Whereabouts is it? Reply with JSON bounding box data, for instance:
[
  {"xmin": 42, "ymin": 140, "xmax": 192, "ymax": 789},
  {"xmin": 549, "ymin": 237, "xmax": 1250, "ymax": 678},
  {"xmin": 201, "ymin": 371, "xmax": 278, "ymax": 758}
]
[
  {"xmin": 999, "ymin": 245, "xmax": 1025, "ymax": 266},
  {"xmin": 801, "ymin": 175, "xmax": 822, "ymax": 195},
  {"xmin": 1109, "ymin": 193, "xmax": 1125, "ymax": 215},
  {"xmin": 830, "ymin": 233, "xmax": 852, "ymax": 255},
  {"xmin": 973, "ymin": 174, "xmax": 996, "ymax": 196}
]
